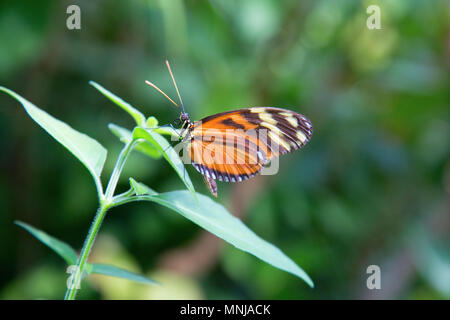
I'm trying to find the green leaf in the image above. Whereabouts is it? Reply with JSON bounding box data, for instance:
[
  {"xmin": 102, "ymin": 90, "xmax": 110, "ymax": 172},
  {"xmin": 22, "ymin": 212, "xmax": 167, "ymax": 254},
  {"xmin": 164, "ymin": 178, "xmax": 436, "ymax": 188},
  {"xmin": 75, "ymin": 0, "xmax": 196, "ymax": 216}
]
[
  {"xmin": 123, "ymin": 184, "xmax": 314, "ymax": 287},
  {"xmin": 108, "ymin": 123, "xmax": 161, "ymax": 159},
  {"xmin": 153, "ymin": 125, "xmax": 181, "ymax": 138},
  {"xmin": 1, "ymin": 87, "xmax": 107, "ymax": 197},
  {"xmin": 90, "ymin": 81, "xmax": 146, "ymax": 127},
  {"xmin": 411, "ymin": 226, "xmax": 450, "ymax": 296},
  {"xmin": 15, "ymin": 221, "xmax": 78, "ymax": 265},
  {"xmin": 132, "ymin": 127, "xmax": 196, "ymax": 199},
  {"xmin": 145, "ymin": 116, "xmax": 159, "ymax": 128},
  {"xmin": 129, "ymin": 178, "xmax": 157, "ymax": 196},
  {"xmin": 86, "ymin": 263, "xmax": 159, "ymax": 285}
]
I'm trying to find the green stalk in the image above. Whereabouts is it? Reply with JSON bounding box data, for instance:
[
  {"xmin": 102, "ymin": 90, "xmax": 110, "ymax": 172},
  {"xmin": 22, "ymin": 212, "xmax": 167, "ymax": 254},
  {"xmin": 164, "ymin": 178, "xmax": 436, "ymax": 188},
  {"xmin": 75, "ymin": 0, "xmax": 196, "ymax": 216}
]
[
  {"xmin": 105, "ymin": 139, "xmax": 139, "ymax": 200},
  {"xmin": 64, "ymin": 138, "xmax": 138, "ymax": 300},
  {"xmin": 64, "ymin": 203, "xmax": 108, "ymax": 300}
]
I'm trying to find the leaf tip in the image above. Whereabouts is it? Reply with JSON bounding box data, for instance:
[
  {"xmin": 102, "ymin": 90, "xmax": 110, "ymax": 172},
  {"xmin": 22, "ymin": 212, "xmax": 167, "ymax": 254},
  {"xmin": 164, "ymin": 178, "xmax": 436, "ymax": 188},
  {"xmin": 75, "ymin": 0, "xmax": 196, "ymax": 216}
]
[
  {"xmin": 13, "ymin": 220, "xmax": 24, "ymax": 227},
  {"xmin": 292, "ymin": 266, "xmax": 314, "ymax": 288},
  {"xmin": 306, "ymin": 277, "xmax": 315, "ymax": 289}
]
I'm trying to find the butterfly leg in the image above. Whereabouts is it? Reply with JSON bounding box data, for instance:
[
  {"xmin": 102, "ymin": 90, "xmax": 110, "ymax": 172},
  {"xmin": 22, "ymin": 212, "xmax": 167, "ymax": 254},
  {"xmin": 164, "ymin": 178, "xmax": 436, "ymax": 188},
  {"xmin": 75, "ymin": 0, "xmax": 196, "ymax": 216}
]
[
  {"xmin": 169, "ymin": 123, "xmax": 183, "ymax": 139},
  {"xmin": 160, "ymin": 129, "xmax": 185, "ymax": 154},
  {"xmin": 202, "ymin": 175, "xmax": 218, "ymax": 197}
]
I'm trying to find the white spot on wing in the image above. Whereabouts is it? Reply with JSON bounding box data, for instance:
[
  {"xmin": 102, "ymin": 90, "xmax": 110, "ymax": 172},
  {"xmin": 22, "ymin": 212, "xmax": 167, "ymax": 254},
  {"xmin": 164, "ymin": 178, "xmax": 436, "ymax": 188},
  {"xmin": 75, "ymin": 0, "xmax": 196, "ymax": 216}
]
[
  {"xmin": 259, "ymin": 113, "xmax": 277, "ymax": 125},
  {"xmin": 268, "ymin": 131, "xmax": 291, "ymax": 152},
  {"xmin": 286, "ymin": 116, "xmax": 298, "ymax": 127},
  {"xmin": 250, "ymin": 107, "xmax": 266, "ymax": 113},
  {"xmin": 296, "ymin": 131, "xmax": 307, "ymax": 143}
]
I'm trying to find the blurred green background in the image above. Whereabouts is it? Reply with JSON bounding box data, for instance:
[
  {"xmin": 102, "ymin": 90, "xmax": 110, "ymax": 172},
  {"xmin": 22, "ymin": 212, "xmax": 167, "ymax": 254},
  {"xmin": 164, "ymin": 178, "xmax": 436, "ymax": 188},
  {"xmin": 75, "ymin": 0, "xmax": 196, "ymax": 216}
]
[{"xmin": 0, "ymin": 0, "xmax": 449, "ymax": 299}]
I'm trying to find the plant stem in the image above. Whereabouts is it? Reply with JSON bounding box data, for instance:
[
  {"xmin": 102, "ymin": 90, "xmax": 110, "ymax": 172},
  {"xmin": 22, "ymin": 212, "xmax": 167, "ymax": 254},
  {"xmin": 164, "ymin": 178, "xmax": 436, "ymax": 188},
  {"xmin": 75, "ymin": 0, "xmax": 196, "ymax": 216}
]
[
  {"xmin": 64, "ymin": 203, "xmax": 108, "ymax": 300},
  {"xmin": 104, "ymin": 139, "xmax": 139, "ymax": 200},
  {"xmin": 64, "ymin": 138, "xmax": 138, "ymax": 300}
]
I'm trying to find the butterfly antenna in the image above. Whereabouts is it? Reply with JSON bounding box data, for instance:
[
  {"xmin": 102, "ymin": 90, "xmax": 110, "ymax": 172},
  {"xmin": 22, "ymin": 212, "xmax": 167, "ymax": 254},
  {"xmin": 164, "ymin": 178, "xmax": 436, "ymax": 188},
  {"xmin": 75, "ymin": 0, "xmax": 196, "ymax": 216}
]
[
  {"xmin": 165, "ymin": 60, "xmax": 185, "ymax": 112},
  {"xmin": 145, "ymin": 80, "xmax": 180, "ymax": 110}
]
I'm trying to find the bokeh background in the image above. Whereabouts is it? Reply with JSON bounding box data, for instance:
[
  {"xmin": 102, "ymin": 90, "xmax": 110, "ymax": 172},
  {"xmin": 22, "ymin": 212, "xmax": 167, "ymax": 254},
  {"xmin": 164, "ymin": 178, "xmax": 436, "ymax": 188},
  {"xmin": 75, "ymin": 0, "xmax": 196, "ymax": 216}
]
[{"xmin": 0, "ymin": 0, "xmax": 449, "ymax": 299}]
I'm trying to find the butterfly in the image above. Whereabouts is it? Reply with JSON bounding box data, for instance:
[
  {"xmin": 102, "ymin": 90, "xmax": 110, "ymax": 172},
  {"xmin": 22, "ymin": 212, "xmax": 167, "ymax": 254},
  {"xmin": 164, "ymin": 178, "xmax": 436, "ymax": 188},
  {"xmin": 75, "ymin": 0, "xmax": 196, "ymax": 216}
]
[{"xmin": 146, "ymin": 61, "xmax": 313, "ymax": 197}]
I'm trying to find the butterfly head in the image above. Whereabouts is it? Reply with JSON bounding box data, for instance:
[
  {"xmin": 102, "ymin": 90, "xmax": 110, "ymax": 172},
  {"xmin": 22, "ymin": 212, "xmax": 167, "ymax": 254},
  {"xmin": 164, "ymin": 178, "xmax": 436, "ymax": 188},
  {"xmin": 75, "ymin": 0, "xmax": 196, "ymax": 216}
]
[
  {"xmin": 179, "ymin": 112, "xmax": 192, "ymax": 140},
  {"xmin": 180, "ymin": 112, "xmax": 190, "ymax": 123}
]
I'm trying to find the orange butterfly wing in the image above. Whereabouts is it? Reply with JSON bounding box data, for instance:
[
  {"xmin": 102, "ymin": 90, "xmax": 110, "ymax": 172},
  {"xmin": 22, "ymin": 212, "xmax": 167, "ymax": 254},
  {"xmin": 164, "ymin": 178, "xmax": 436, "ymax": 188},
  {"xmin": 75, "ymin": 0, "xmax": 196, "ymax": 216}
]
[{"xmin": 187, "ymin": 107, "xmax": 313, "ymax": 185}]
